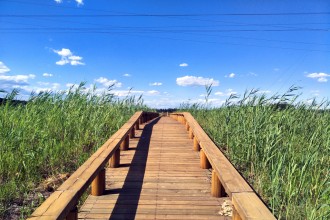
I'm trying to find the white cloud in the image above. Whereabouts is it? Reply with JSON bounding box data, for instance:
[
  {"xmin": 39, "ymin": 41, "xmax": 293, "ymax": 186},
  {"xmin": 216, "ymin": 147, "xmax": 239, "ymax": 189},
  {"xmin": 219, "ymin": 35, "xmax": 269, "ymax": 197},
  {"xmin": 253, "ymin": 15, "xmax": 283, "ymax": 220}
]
[
  {"xmin": 70, "ymin": 60, "xmax": 85, "ymax": 66},
  {"xmin": 95, "ymin": 77, "xmax": 122, "ymax": 88},
  {"xmin": 0, "ymin": 74, "xmax": 35, "ymax": 83},
  {"xmin": 274, "ymin": 68, "xmax": 280, "ymax": 72},
  {"xmin": 318, "ymin": 77, "xmax": 327, "ymax": 82},
  {"xmin": 112, "ymin": 90, "xmax": 143, "ymax": 97},
  {"xmin": 146, "ymin": 90, "xmax": 160, "ymax": 95},
  {"xmin": 15, "ymin": 83, "xmax": 61, "ymax": 94},
  {"xmin": 55, "ymin": 59, "xmax": 69, "ymax": 66},
  {"xmin": 53, "ymin": 48, "xmax": 85, "ymax": 66},
  {"xmin": 75, "ymin": 0, "xmax": 83, "ymax": 5},
  {"xmin": 43, "ymin": 73, "xmax": 53, "ymax": 77},
  {"xmin": 225, "ymin": 73, "xmax": 235, "ymax": 78},
  {"xmin": 123, "ymin": 73, "xmax": 131, "ymax": 77},
  {"xmin": 149, "ymin": 82, "xmax": 162, "ymax": 86},
  {"xmin": 215, "ymin": 91, "xmax": 225, "ymax": 96},
  {"xmin": 54, "ymin": 48, "xmax": 72, "ymax": 57},
  {"xmin": 176, "ymin": 75, "xmax": 219, "ymax": 87},
  {"xmin": 0, "ymin": 62, "xmax": 10, "ymax": 74},
  {"xmin": 68, "ymin": 55, "xmax": 82, "ymax": 61},
  {"xmin": 307, "ymin": 72, "xmax": 330, "ymax": 83},
  {"xmin": 310, "ymin": 90, "xmax": 320, "ymax": 96},
  {"xmin": 215, "ymin": 89, "xmax": 237, "ymax": 97},
  {"xmin": 179, "ymin": 63, "xmax": 188, "ymax": 67},
  {"xmin": 110, "ymin": 89, "xmax": 160, "ymax": 97},
  {"xmin": 54, "ymin": 0, "xmax": 83, "ymax": 5},
  {"xmin": 226, "ymin": 88, "xmax": 237, "ymax": 95}
]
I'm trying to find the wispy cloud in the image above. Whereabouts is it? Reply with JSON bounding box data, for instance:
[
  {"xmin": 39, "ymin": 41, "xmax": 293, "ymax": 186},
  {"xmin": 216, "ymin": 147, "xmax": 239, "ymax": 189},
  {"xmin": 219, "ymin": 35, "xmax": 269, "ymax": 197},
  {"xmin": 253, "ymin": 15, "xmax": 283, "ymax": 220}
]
[
  {"xmin": 95, "ymin": 77, "xmax": 122, "ymax": 88},
  {"xmin": 123, "ymin": 73, "xmax": 131, "ymax": 77},
  {"xmin": 247, "ymin": 72, "xmax": 257, "ymax": 77},
  {"xmin": 149, "ymin": 82, "xmax": 162, "ymax": 86},
  {"xmin": 179, "ymin": 63, "xmax": 188, "ymax": 67},
  {"xmin": 256, "ymin": 90, "xmax": 271, "ymax": 94},
  {"xmin": 0, "ymin": 61, "xmax": 10, "ymax": 74},
  {"xmin": 111, "ymin": 89, "xmax": 159, "ymax": 97},
  {"xmin": 146, "ymin": 90, "xmax": 160, "ymax": 95},
  {"xmin": 306, "ymin": 72, "xmax": 330, "ymax": 83},
  {"xmin": 215, "ymin": 89, "xmax": 237, "ymax": 96},
  {"xmin": 0, "ymin": 74, "xmax": 35, "ymax": 83},
  {"xmin": 43, "ymin": 73, "xmax": 53, "ymax": 77},
  {"xmin": 176, "ymin": 75, "xmax": 219, "ymax": 86},
  {"xmin": 54, "ymin": 0, "xmax": 83, "ymax": 6},
  {"xmin": 0, "ymin": 61, "xmax": 35, "ymax": 86},
  {"xmin": 53, "ymin": 48, "xmax": 85, "ymax": 66},
  {"xmin": 18, "ymin": 82, "xmax": 61, "ymax": 93}
]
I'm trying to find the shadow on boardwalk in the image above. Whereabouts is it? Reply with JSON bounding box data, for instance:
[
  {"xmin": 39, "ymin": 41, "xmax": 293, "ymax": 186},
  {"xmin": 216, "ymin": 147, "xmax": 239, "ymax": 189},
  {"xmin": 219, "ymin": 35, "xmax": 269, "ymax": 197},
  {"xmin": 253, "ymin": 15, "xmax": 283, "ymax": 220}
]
[{"xmin": 107, "ymin": 118, "xmax": 160, "ymax": 219}]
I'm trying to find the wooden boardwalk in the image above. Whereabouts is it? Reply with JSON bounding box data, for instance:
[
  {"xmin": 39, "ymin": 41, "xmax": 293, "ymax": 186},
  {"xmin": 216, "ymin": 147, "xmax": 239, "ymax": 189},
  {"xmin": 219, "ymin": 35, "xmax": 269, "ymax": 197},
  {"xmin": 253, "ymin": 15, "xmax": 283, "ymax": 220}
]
[{"xmin": 78, "ymin": 117, "xmax": 230, "ymax": 220}]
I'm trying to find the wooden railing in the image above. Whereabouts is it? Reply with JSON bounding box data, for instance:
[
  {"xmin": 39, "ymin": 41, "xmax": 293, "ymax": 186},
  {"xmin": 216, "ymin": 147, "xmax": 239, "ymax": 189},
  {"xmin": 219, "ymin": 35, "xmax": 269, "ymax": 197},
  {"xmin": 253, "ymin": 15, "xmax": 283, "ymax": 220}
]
[
  {"xmin": 28, "ymin": 111, "xmax": 159, "ymax": 220},
  {"xmin": 170, "ymin": 112, "xmax": 276, "ymax": 220}
]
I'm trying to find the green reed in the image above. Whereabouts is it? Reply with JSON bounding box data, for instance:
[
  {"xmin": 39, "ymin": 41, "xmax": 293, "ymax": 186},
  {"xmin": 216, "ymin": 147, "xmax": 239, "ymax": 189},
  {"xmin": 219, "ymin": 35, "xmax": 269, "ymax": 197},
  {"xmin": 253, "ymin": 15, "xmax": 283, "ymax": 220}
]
[
  {"xmin": 0, "ymin": 83, "xmax": 150, "ymax": 218},
  {"xmin": 181, "ymin": 87, "xmax": 330, "ymax": 220}
]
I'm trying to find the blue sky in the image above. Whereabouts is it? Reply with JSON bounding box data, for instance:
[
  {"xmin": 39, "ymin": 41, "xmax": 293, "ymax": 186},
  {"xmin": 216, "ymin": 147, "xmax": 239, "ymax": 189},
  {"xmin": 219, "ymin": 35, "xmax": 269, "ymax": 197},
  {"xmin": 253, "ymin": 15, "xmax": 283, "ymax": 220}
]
[{"xmin": 0, "ymin": 0, "xmax": 329, "ymax": 108}]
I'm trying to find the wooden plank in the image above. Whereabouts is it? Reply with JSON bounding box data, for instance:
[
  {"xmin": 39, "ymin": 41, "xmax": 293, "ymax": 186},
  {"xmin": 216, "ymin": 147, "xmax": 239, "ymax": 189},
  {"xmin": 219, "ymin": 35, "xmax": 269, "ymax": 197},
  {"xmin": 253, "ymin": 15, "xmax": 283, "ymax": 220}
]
[
  {"xmin": 232, "ymin": 192, "xmax": 276, "ymax": 220},
  {"xmin": 78, "ymin": 116, "xmax": 229, "ymax": 219}
]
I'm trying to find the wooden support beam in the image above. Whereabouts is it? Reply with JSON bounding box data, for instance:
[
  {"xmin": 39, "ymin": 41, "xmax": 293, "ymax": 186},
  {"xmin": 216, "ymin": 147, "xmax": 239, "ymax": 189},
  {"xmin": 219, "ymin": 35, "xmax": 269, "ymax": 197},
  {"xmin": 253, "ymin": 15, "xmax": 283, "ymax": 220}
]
[
  {"xmin": 129, "ymin": 127, "xmax": 135, "ymax": 139},
  {"xmin": 109, "ymin": 147, "xmax": 120, "ymax": 168},
  {"xmin": 193, "ymin": 136, "xmax": 200, "ymax": 151},
  {"xmin": 120, "ymin": 135, "xmax": 129, "ymax": 150},
  {"xmin": 211, "ymin": 170, "xmax": 226, "ymax": 197},
  {"xmin": 200, "ymin": 149, "xmax": 211, "ymax": 169},
  {"xmin": 65, "ymin": 206, "xmax": 78, "ymax": 220},
  {"xmin": 91, "ymin": 168, "xmax": 105, "ymax": 196}
]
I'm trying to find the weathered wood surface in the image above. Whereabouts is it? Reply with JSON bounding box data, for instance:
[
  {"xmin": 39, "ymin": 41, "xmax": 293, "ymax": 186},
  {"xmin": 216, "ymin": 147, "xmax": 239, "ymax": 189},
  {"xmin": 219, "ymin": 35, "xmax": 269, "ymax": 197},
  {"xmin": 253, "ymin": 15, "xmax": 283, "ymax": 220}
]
[{"xmin": 78, "ymin": 117, "xmax": 231, "ymax": 220}]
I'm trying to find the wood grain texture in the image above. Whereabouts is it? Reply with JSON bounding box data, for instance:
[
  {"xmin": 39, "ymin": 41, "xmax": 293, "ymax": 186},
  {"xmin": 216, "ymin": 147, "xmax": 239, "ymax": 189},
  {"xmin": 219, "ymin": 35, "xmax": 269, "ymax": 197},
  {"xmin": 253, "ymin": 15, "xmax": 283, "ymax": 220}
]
[
  {"xmin": 232, "ymin": 192, "xmax": 276, "ymax": 220},
  {"xmin": 78, "ymin": 117, "xmax": 228, "ymax": 220}
]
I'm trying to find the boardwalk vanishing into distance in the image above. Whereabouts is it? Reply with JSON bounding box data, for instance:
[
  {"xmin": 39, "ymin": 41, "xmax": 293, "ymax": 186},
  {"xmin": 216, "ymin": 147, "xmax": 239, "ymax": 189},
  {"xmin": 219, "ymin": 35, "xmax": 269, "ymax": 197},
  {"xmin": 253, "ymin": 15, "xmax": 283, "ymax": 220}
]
[{"xmin": 28, "ymin": 112, "xmax": 276, "ymax": 220}]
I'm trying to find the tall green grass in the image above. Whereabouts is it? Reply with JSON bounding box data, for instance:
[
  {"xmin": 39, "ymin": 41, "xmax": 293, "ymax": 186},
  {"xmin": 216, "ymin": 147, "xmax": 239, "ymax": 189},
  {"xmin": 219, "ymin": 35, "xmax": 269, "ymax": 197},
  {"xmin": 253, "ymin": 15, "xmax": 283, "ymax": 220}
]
[
  {"xmin": 0, "ymin": 83, "xmax": 149, "ymax": 218},
  {"xmin": 181, "ymin": 87, "xmax": 330, "ymax": 219}
]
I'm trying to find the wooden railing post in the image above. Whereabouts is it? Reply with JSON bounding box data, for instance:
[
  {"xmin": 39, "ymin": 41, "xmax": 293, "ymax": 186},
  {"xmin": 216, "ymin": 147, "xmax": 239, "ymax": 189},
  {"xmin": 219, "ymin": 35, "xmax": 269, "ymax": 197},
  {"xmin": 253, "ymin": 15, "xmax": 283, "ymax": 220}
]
[
  {"xmin": 185, "ymin": 122, "xmax": 189, "ymax": 131},
  {"xmin": 193, "ymin": 136, "xmax": 200, "ymax": 151},
  {"xmin": 91, "ymin": 168, "xmax": 105, "ymax": 196},
  {"xmin": 135, "ymin": 121, "xmax": 139, "ymax": 130},
  {"xmin": 120, "ymin": 135, "xmax": 129, "ymax": 150},
  {"xmin": 211, "ymin": 170, "xmax": 226, "ymax": 197},
  {"xmin": 66, "ymin": 206, "xmax": 78, "ymax": 220},
  {"xmin": 109, "ymin": 147, "xmax": 120, "ymax": 168},
  {"xmin": 129, "ymin": 127, "xmax": 135, "ymax": 139},
  {"xmin": 188, "ymin": 127, "xmax": 194, "ymax": 139},
  {"xmin": 200, "ymin": 149, "xmax": 211, "ymax": 169},
  {"xmin": 232, "ymin": 206, "xmax": 242, "ymax": 220}
]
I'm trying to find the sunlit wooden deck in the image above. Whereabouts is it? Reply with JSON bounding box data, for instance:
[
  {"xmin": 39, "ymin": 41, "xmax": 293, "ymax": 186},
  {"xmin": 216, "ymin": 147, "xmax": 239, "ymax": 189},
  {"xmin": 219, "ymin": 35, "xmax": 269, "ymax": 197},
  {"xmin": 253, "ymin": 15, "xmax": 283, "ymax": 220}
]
[{"xmin": 78, "ymin": 117, "xmax": 230, "ymax": 219}]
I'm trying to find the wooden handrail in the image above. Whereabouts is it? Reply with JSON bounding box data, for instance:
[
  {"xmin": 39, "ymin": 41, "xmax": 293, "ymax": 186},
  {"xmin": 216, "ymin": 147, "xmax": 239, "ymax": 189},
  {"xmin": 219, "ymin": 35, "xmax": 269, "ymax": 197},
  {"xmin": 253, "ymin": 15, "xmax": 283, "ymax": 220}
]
[
  {"xmin": 28, "ymin": 111, "xmax": 159, "ymax": 220},
  {"xmin": 170, "ymin": 112, "xmax": 276, "ymax": 220}
]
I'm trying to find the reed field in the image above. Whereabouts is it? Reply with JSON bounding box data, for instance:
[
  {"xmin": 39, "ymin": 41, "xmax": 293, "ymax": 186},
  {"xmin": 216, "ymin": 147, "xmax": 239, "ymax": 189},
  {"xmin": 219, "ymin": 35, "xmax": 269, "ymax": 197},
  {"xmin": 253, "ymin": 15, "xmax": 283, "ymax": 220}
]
[
  {"xmin": 0, "ymin": 83, "xmax": 149, "ymax": 219},
  {"xmin": 181, "ymin": 87, "xmax": 330, "ymax": 219}
]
